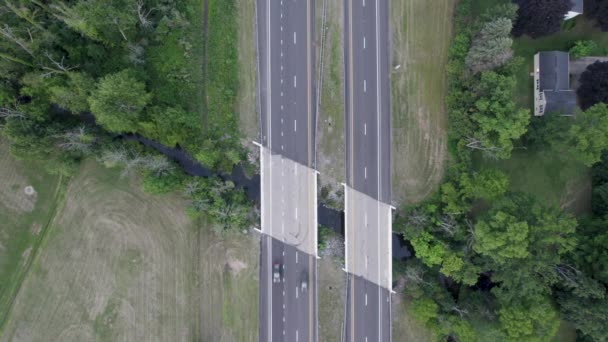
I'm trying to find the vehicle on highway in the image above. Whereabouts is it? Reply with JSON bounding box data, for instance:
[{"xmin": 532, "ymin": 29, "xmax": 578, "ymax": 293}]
[
  {"xmin": 301, "ymin": 271, "xmax": 308, "ymax": 291},
  {"xmin": 273, "ymin": 263, "xmax": 283, "ymax": 283}
]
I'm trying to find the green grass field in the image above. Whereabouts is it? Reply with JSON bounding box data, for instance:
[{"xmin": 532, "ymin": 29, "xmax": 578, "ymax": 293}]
[
  {"xmin": 0, "ymin": 161, "xmax": 259, "ymax": 341},
  {"xmin": 0, "ymin": 141, "xmax": 64, "ymax": 332},
  {"xmin": 236, "ymin": 0, "xmax": 259, "ymax": 143},
  {"xmin": 316, "ymin": 0, "xmax": 346, "ymax": 191},
  {"xmin": 477, "ymin": 148, "xmax": 591, "ymax": 214},
  {"xmin": 390, "ymin": 0, "xmax": 456, "ymax": 205}
]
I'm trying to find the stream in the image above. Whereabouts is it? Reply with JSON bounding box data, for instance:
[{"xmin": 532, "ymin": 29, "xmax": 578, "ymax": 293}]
[{"xmin": 124, "ymin": 134, "xmax": 410, "ymax": 260}]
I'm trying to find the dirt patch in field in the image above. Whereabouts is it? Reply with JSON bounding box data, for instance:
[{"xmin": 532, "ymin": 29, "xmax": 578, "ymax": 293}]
[
  {"xmin": 226, "ymin": 256, "xmax": 248, "ymax": 275},
  {"xmin": 1, "ymin": 161, "xmax": 259, "ymax": 342},
  {"xmin": 390, "ymin": 0, "xmax": 456, "ymax": 205}
]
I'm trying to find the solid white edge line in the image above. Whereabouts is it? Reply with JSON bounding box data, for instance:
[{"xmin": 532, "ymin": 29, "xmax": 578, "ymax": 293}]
[
  {"xmin": 389, "ymin": 206, "xmax": 393, "ymax": 292},
  {"xmin": 342, "ymin": 183, "xmax": 348, "ymax": 273},
  {"xmin": 314, "ymin": 170, "xmax": 319, "ymax": 258}
]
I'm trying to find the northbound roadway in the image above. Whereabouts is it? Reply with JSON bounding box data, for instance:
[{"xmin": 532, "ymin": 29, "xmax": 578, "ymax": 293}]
[
  {"xmin": 256, "ymin": 0, "xmax": 318, "ymax": 341},
  {"xmin": 344, "ymin": 0, "xmax": 393, "ymax": 341}
]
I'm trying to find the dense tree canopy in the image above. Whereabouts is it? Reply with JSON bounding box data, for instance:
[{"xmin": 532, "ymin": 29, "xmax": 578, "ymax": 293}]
[
  {"xmin": 567, "ymin": 103, "xmax": 608, "ymax": 166},
  {"xmin": 577, "ymin": 61, "xmax": 608, "ymax": 110},
  {"xmin": 397, "ymin": 1, "xmax": 608, "ymax": 340},
  {"xmin": 466, "ymin": 17, "xmax": 514, "ymax": 74},
  {"xmin": 587, "ymin": 0, "xmax": 608, "ymax": 31},
  {"xmin": 512, "ymin": 0, "xmax": 570, "ymax": 38},
  {"xmin": 88, "ymin": 70, "xmax": 151, "ymax": 133},
  {"xmin": 469, "ymin": 71, "xmax": 530, "ymax": 159}
]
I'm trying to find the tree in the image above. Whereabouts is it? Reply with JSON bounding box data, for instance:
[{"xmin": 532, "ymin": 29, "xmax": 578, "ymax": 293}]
[
  {"xmin": 47, "ymin": 0, "xmax": 139, "ymax": 45},
  {"xmin": 497, "ymin": 296, "xmax": 560, "ymax": 341},
  {"xmin": 577, "ymin": 61, "xmax": 608, "ymax": 110},
  {"xmin": 470, "ymin": 71, "xmax": 530, "ymax": 159},
  {"xmin": 184, "ymin": 177, "xmax": 253, "ymax": 233},
  {"xmin": 54, "ymin": 126, "xmax": 96, "ymax": 155},
  {"xmin": 558, "ymin": 292, "xmax": 608, "ymax": 341},
  {"xmin": 592, "ymin": 181, "xmax": 608, "ymax": 216},
  {"xmin": 88, "ymin": 70, "xmax": 151, "ymax": 133},
  {"xmin": 587, "ymin": 0, "xmax": 608, "ymax": 31},
  {"xmin": 569, "ymin": 40, "xmax": 599, "ymax": 59},
  {"xmin": 512, "ymin": 0, "xmax": 571, "ymax": 38},
  {"xmin": 50, "ymin": 72, "xmax": 95, "ymax": 113},
  {"xmin": 567, "ymin": 103, "xmax": 608, "ymax": 166},
  {"xmin": 410, "ymin": 297, "xmax": 439, "ymax": 326},
  {"xmin": 474, "ymin": 211, "xmax": 530, "ymax": 263},
  {"xmin": 466, "ymin": 17, "xmax": 513, "ymax": 73},
  {"xmin": 139, "ymin": 106, "xmax": 201, "ymax": 147},
  {"xmin": 410, "ymin": 231, "xmax": 447, "ymax": 267},
  {"xmin": 460, "ymin": 169, "xmax": 509, "ymax": 201}
]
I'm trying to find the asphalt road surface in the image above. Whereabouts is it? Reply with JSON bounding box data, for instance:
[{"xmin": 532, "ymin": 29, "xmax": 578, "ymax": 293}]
[
  {"xmin": 258, "ymin": 0, "xmax": 316, "ymax": 168},
  {"xmin": 344, "ymin": 0, "xmax": 392, "ymax": 341},
  {"xmin": 344, "ymin": 0, "xmax": 390, "ymax": 203},
  {"xmin": 257, "ymin": 0, "xmax": 318, "ymax": 341},
  {"xmin": 260, "ymin": 235, "xmax": 318, "ymax": 342},
  {"xmin": 344, "ymin": 274, "xmax": 391, "ymax": 342}
]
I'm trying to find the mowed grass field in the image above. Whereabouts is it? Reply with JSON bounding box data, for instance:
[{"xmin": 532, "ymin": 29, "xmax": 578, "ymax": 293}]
[
  {"xmin": 1, "ymin": 161, "xmax": 259, "ymax": 342},
  {"xmin": 0, "ymin": 141, "xmax": 63, "ymax": 330},
  {"xmin": 390, "ymin": 0, "xmax": 456, "ymax": 205},
  {"xmin": 236, "ymin": 0, "xmax": 259, "ymax": 143}
]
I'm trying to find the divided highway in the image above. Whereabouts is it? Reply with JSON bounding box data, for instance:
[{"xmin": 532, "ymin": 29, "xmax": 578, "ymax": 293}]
[
  {"xmin": 256, "ymin": 0, "xmax": 318, "ymax": 341},
  {"xmin": 344, "ymin": 0, "xmax": 393, "ymax": 341}
]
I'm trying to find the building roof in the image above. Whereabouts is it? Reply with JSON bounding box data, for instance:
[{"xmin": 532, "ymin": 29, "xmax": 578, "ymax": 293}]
[
  {"xmin": 570, "ymin": 0, "xmax": 584, "ymax": 14},
  {"xmin": 536, "ymin": 51, "xmax": 577, "ymax": 116},
  {"xmin": 539, "ymin": 51, "xmax": 570, "ymax": 91},
  {"xmin": 544, "ymin": 90, "xmax": 578, "ymax": 115}
]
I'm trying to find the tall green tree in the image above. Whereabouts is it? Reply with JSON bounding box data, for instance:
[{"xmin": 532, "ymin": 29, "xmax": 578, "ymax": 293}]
[
  {"xmin": 567, "ymin": 103, "xmax": 608, "ymax": 166},
  {"xmin": 468, "ymin": 71, "xmax": 530, "ymax": 159},
  {"xmin": 88, "ymin": 70, "xmax": 151, "ymax": 133},
  {"xmin": 50, "ymin": 72, "xmax": 95, "ymax": 113}
]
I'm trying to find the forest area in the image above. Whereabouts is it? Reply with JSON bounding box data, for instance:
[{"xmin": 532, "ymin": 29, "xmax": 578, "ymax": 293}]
[
  {"xmin": 395, "ymin": 0, "xmax": 608, "ymax": 341},
  {"xmin": 0, "ymin": 0, "xmax": 254, "ymax": 234}
]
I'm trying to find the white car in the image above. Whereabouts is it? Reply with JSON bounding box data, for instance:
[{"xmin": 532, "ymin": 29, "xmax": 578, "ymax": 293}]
[
  {"xmin": 301, "ymin": 272, "xmax": 308, "ymax": 291},
  {"xmin": 273, "ymin": 263, "xmax": 282, "ymax": 283}
]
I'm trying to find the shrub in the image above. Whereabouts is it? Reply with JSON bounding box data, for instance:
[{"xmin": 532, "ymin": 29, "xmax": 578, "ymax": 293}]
[{"xmin": 569, "ymin": 40, "xmax": 599, "ymax": 59}]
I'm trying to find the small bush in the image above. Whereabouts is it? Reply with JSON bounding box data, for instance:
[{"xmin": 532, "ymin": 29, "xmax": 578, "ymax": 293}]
[{"xmin": 569, "ymin": 40, "xmax": 599, "ymax": 59}]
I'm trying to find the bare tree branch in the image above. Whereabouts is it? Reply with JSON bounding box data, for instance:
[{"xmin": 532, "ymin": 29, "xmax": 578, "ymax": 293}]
[
  {"xmin": 54, "ymin": 126, "xmax": 95, "ymax": 154},
  {"xmin": 136, "ymin": 0, "xmax": 155, "ymax": 28},
  {"xmin": 0, "ymin": 24, "xmax": 34, "ymax": 56},
  {"xmin": 0, "ymin": 106, "xmax": 26, "ymax": 120},
  {"xmin": 465, "ymin": 137, "xmax": 503, "ymax": 159}
]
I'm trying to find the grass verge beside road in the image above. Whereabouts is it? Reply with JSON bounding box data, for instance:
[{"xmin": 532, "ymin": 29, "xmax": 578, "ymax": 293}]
[
  {"xmin": 315, "ymin": 0, "xmax": 346, "ymax": 209},
  {"xmin": 236, "ymin": 0, "xmax": 259, "ymax": 143},
  {"xmin": 316, "ymin": 0, "xmax": 345, "ymax": 183},
  {"xmin": 390, "ymin": 0, "xmax": 456, "ymax": 205},
  {"xmin": 318, "ymin": 256, "xmax": 346, "ymax": 342},
  {"xmin": 0, "ymin": 161, "xmax": 259, "ymax": 342}
]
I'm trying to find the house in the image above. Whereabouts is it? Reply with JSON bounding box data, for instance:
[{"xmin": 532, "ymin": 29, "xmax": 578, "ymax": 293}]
[
  {"xmin": 565, "ymin": 0, "xmax": 584, "ymax": 20},
  {"xmin": 533, "ymin": 51, "xmax": 577, "ymax": 116}
]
